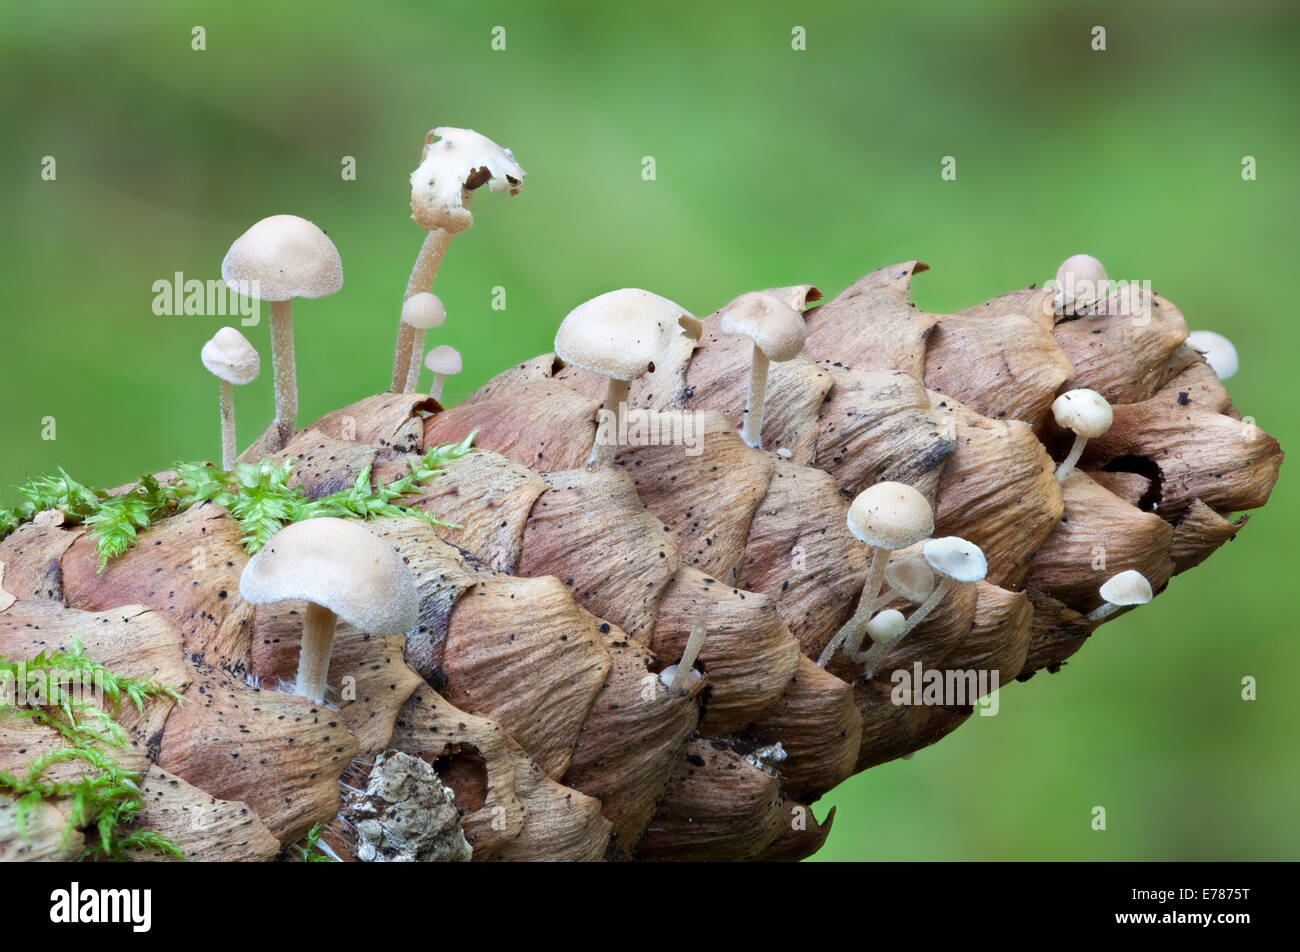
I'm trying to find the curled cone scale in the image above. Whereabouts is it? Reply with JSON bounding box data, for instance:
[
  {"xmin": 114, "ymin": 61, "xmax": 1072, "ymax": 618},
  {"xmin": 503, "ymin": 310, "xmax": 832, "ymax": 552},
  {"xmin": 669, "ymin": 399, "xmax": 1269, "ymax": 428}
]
[{"xmin": 0, "ymin": 262, "xmax": 1281, "ymax": 861}]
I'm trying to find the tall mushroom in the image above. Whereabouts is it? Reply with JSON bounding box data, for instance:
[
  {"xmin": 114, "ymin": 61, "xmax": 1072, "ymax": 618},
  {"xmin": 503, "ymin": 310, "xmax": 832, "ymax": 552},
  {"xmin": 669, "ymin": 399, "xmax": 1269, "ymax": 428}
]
[
  {"xmin": 425, "ymin": 345, "xmax": 463, "ymax": 402},
  {"xmin": 238, "ymin": 518, "xmax": 418, "ymax": 703},
  {"xmin": 554, "ymin": 289, "xmax": 688, "ymax": 468},
  {"xmin": 393, "ymin": 127, "xmax": 524, "ymax": 391},
  {"xmin": 221, "ymin": 215, "xmax": 343, "ymax": 449},
  {"xmin": 818, "ymin": 481, "xmax": 934, "ymax": 667},
  {"xmin": 1087, "ymin": 570, "xmax": 1153, "ymax": 621},
  {"xmin": 200, "ymin": 327, "xmax": 260, "ymax": 470},
  {"xmin": 717, "ymin": 291, "xmax": 807, "ymax": 448},
  {"xmin": 1053, "ymin": 253, "xmax": 1108, "ymax": 314},
  {"xmin": 399, "ymin": 292, "xmax": 447, "ymax": 393},
  {"xmin": 1051, "ymin": 388, "xmax": 1113, "ymax": 482}
]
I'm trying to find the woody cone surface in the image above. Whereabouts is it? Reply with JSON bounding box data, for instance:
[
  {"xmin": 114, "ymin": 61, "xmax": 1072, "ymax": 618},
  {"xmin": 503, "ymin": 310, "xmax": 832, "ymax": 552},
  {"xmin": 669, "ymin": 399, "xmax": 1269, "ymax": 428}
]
[{"xmin": 0, "ymin": 262, "xmax": 1282, "ymax": 861}]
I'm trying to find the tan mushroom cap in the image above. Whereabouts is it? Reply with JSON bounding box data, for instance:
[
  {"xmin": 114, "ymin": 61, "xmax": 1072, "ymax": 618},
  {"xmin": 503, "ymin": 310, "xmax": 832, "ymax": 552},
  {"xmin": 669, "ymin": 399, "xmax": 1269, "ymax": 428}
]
[
  {"xmin": 847, "ymin": 481, "xmax": 935, "ymax": 550},
  {"xmin": 718, "ymin": 291, "xmax": 807, "ymax": 362},
  {"xmin": 239, "ymin": 518, "xmax": 419, "ymax": 634},
  {"xmin": 884, "ymin": 555, "xmax": 936, "ymax": 603},
  {"xmin": 409, "ymin": 126, "xmax": 525, "ymax": 233},
  {"xmin": 201, "ymin": 327, "xmax": 260, "ymax": 385},
  {"xmin": 1098, "ymin": 570, "xmax": 1153, "ymax": 607},
  {"xmin": 424, "ymin": 344, "xmax": 462, "ymax": 375},
  {"xmin": 554, "ymin": 288, "xmax": 691, "ymax": 382},
  {"xmin": 221, "ymin": 214, "xmax": 343, "ymax": 302},
  {"xmin": 922, "ymin": 536, "xmax": 988, "ymax": 583},
  {"xmin": 1052, "ymin": 388, "xmax": 1113, "ymax": 439},
  {"xmin": 401, "ymin": 292, "xmax": 447, "ymax": 330}
]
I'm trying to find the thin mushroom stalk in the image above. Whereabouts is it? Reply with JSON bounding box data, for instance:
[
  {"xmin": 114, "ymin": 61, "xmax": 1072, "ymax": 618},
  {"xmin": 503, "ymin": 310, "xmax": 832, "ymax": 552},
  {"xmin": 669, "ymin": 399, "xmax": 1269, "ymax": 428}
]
[
  {"xmin": 430, "ymin": 372, "xmax": 448, "ymax": 401},
  {"xmin": 820, "ymin": 547, "xmax": 888, "ymax": 665},
  {"xmin": 740, "ymin": 345, "xmax": 770, "ymax": 448},
  {"xmin": 269, "ymin": 300, "xmax": 297, "ymax": 445},
  {"xmin": 218, "ymin": 380, "xmax": 236, "ymax": 471},
  {"xmin": 298, "ymin": 601, "xmax": 339, "ymax": 702},
  {"xmin": 1055, "ymin": 432, "xmax": 1088, "ymax": 483},
  {"xmin": 663, "ymin": 620, "xmax": 707, "ymax": 694},
  {"xmin": 201, "ymin": 326, "xmax": 259, "ymax": 471},
  {"xmin": 393, "ymin": 229, "xmax": 451, "ymax": 390},
  {"xmin": 403, "ymin": 327, "xmax": 428, "ymax": 393},
  {"xmin": 591, "ymin": 378, "xmax": 630, "ymax": 468}
]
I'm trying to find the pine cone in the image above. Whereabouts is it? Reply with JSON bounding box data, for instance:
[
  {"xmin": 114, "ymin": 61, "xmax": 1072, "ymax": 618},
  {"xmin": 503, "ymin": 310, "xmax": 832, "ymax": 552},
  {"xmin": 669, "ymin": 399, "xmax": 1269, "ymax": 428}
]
[{"xmin": 0, "ymin": 263, "xmax": 1281, "ymax": 862}]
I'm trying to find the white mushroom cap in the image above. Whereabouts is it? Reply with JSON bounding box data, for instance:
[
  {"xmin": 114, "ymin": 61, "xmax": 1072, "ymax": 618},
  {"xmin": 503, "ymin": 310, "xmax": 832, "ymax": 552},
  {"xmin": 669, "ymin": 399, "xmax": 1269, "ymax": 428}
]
[
  {"xmin": 658, "ymin": 664, "xmax": 703, "ymax": 689},
  {"xmin": 239, "ymin": 518, "xmax": 419, "ymax": 634},
  {"xmin": 401, "ymin": 292, "xmax": 447, "ymax": 330},
  {"xmin": 884, "ymin": 556, "xmax": 936, "ymax": 603},
  {"xmin": 865, "ymin": 608, "xmax": 906, "ymax": 644},
  {"xmin": 409, "ymin": 127, "xmax": 525, "ymax": 233},
  {"xmin": 1098, "ymin": 570, "xmax": 1153, "ymax": 607},
  {"xmin": 221, "ymin": 215, "xmax": 343, "ymax": 302},
  {"xmin": 201, "ymin": 327, "xmax": 260, "ymax": 385},
  {"xmin": 1052, "ymin": 388, "xmax": 1113, "ymax": 439},
  {"xmin": 1185, "ymin": 330, "xmax": 1239, "ymax": 380},
  {"xmin": 847, "ymin": 482, "xmax": 934, "ymax": 551},
  {"xmin": 922, "ymin": 537, "xmax": 987, "ymax": 583},
  {"xmin": 1054, "ymin": 254, "xmax": 1108, "ymax": 309},
  {"xmin": 554, "ymin": 288, "xmax": 691, "ymax": 382},
  {"xmin": 424, "ymin": 344, "xmax": 462, "ymax": 375},
  {"xmin": 718, "ymin": 291, "xmax": 807, "ymax": 362}
]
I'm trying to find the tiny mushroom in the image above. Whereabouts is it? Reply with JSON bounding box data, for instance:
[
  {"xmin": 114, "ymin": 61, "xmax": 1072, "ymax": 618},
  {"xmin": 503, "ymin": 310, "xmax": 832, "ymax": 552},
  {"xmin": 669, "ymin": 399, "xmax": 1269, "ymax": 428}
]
[
  {"xmin": 880, "ymin": 555, "xmax": 936, "ymax": 608},
  {"xmin": 399, "ymin": 292, "xmax": 447, "ymax": 393},
  {"xmin": 849, "ymin": 609, "xmax": 906, "ymax": 671},
  {"xmin": 201, "ymin": 327, "xmax": 261, "ymax": 470},
  {"xmin": 892, "ymin": 536, "xmax": 988, "ymax": 646},
  {"xmin": 660, "ymin": 620, "xmax": 707, "ymax": 694},
  {"xmin": 394, "ymin": 127, "xmax": 524, "ymax": 390},
  {"xmin": 222, "ymin": 215, "xmax": 343, "ymax": 448},
  {"xmin": 239, "ymin": 518, "xmax": 419, "ymax": 703},
  {"xmin": 1087, "ymin": 570, "xmax": 1153, "ymax": 622},
  {"xmin": 1053, "ymin": 253, "xmax": 1108, "ymax": 313},
  {"xmin": 425, "ymin": 344, "xmax": 463, "ymax": 402},
  {"xmin": 1051, "ymin": 388, "xmax": 1113, "ymax": 482},
  {"xmin": 1185, "ymin": 330, "xmax": 1239, "ymax": 380},
  {"xmin": 818, "ymin": 481, "xmax": 935, "ymax": 667},
  {"xmin": 717, "ymin": 291, "xmax": 807, "ymax": 448}
]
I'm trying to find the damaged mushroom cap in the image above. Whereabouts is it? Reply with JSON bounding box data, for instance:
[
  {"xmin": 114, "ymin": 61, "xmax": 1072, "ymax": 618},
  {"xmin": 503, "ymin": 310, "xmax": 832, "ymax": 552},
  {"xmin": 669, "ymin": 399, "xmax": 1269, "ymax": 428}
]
[
  {"xmin": 884, "ymin": 556, "xmax": 936, "ymax": 603},
  {"xmin": 847, "ymin": 482, "xmax": 935, "ymax": 551},
  {"xmin": 409, "ymin": 127, "xmax": 526, "ymax": 233},
  {"xmin": 221, "ymin": 215, "xmax": 343, "ymax": 302},
  {"xmin": 719, "ymin": 291, "xmax": 807, "ymax": 362},
  {"xmin": 1052, "ymin": 388, "xmax": 1113, "ymax": 439},
  {"xmin": 554, "ymin": 288, "xmax": 686, "ymax": 382},
  {"xmin": 1186, "ymin": 330, "xmax": 1239, "ymax": 380},
  {"xmin": 922, "ymin": 536, "xmax": 988, "ymax": 583},
  {"xmin": 401, "ymin": 292, "xmax": 447, "ymax": 330},
  {"xmin": 239, "ymin": 518, "xmax": 419, "ymax": 634},
  {"xmin": 201, "ymin": 327, "xmax": 260, "ymax": 385},
  {"xmin": 425, "ymin": 344, "xmax": 462, "ymax": 376},
  {"xmin": 1098, "ymin": 569, "xmax": 1153, "ymax": 607}
]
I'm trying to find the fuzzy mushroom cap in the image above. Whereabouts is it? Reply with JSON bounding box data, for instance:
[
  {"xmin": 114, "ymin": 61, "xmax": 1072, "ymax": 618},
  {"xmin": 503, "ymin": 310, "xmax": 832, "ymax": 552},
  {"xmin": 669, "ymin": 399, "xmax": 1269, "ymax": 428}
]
[
  {"xmin": 239, "ymin": 518, "xmax": 419, "ymax": 634},
  {"xmin": 554, "ymin": 288, "xmax": 691, "ymax": 382},
  {"xmin": 1055, "ymin": 253, "xmax": 1108, "ymax": 304},
  {"xmin": 1098, "ymin": 570, "xmax": 1153, "ymax": 607},
  {"xmin": 1052, "ymin": 388, "xmax": 1113, "ymax": 439},
  {"xmin": 1186, "ymin": 330, "xmax": 1239, "ymax": 380},
  {"xmin": 884, "ymin": 556, "xmax": 936, "ymax": 603},
  {"xmin": 409, "ymin": 126, "xmax": 525, "ymax": 233},
  {"xmin": 718, "ymin": 291, "xmax": 807, "ymax": 362},
  {"xmin": 865, "ymin": 608, "xmax": 906, "ymax": 643},
  {"xmin": 201, "ymin": 327, "xmax": 260, "ymax": 385},
  {"xmin": 847, "ymin": 481, "xmax": 935, "ymax": 550},
  {"xmin": 922, "ymin": 536, "xmax": 988, "ymax": 583},
  {"xmin": 401, "ymin": 292, "xmax": 447, "ymax": 330},
  {"xmin": 424, "ymin": 344, "xmax": 463, "ymax": 376},
  {"xmin": 221, "ymin": 215, "xmax": 343, "ymax": 303}
]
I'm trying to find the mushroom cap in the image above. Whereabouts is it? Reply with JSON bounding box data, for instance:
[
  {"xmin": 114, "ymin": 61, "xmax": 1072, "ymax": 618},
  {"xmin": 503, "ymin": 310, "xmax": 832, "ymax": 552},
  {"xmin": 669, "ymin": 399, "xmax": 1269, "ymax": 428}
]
[
  {"xmin": 424, "ymin": 344, "xmax": 462, "ymax": 375},
  {"xmin": 201, "ymin": 327, "xmax": 260, "ymax": 385},
  {"xmin": 884, "ymin": 556, "xmax": 936, "ymax": 603},
  {"xmin": 718, "ymin": 291, "xmax": 807, "ymax": 362},
  {"xmin": 847, "ymin": 481, "xmax": 934, "ymax": 550},
  {"xmin": 1186, "ymin": 330, "xmax": 1239, "ymax": 380},
  {"xmin": 922, "ymin": 536, "xmax": 988, "ymax": 583},
  {"xmin": 1054, "ymin": 253, "xmax": 1108, "ymax": 307},
  {"xmin": 865, "ymin": 608, "xmax": 906, "ymax": 644},
  {"xmin": 554, "ymin": 288, "xmax": 691, "ymax": 382},
  {"xmin": 401, "ymin": 292, "xmax": 447, "ymax": 330},
  {"xmin": 221, "ymin": 215, "xmax": 343, "ymax": 302},
  {"xmin": 1051, "ymin": 388, "xmax": 1113, "ymax": 439},
  {"xmin": 239, "ymin": 518, "xmax": 419, "ymax": 634},
  {"xmin": 409, "ymin": 127, "xmax": 525, "ymax": 233},
  {"xmin": 1098, "ymin": 569, "xmax": 1153, "ymax": 607},
  {"xmin": 658, "ymin": 664, "xmax": 702, "ymax": 689}
]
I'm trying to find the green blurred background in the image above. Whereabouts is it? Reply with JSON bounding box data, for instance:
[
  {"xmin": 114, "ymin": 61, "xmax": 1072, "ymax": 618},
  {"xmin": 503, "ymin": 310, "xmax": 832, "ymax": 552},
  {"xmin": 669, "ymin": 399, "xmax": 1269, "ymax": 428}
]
[{"xmin": 1, "ymin": 0, "xmax": 1296, "ymax": 859}]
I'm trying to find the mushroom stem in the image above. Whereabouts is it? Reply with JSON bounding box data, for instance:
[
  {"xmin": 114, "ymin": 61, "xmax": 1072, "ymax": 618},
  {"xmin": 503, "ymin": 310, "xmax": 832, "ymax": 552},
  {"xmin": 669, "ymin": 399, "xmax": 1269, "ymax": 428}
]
[
  {"xmin": 296, "ymin": 601, "xmax": 339, "ymax": 703},
  {"xmin": 898, "ymin": 576, "xmax": 954, "ymax": 639},
  {"xmin": 669, "ymin": 621, "xmax": 708, "ymax": 693},
  {"xmin": 853, "ymin": 628, "xmax": 905, "ymax": 675},
  {"xmin": 588, "ymin": 377, "xmax": 630, "ymax": 468},
  {"xmin": 403, "ymin": 328, "xmax": 428, "ymax": 393},
  {"xmin": 269, "ymin": 299, "xmax": 297, "ymax": 447},
  {"xmin": 740, "ymin": 345, "xmax": 770, "ymax": 449},
  {"xmin": 430, "ymin": 373, "xmax": 447, "ymax": 401},
  {"xmin": 218, "ymin": 379, "xmax": 236, "ymax": 471},
  {"xmin": 819, "ymin": 547, "xmax": 889, "ymax": 666},
  {"xmin": 1055, "ymin": 432, "xmax": 1088, "ymax": 482},
  {"xmin": 393, "ymin": 229, "xmax": 452, "ymax": 390}
]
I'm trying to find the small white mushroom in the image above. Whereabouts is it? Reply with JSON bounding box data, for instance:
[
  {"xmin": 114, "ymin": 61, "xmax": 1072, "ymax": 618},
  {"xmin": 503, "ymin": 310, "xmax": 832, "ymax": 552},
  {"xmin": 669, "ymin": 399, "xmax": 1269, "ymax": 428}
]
[
  {"xmin": 1087, "ymin": 570, "xmax": 1153, "ymax": 622},
  {"xmin": 1051, "ymin": 388, "xmax": 1113, "ymax": 482},
  {"xmin": 425, "ymin": 345, "xmax": 463, "ymax": 402},
  {"xmin": 200, "ymin": 328, "xmax": 260, "ymax": 470},
  {"xmin": 399, "ymin": 293, "xmax": 447, "ymax": 393},
  {"xmin": 849, "ymin": 609, "xmax": 906, "ymax": 671},
  {"xmin": 717, "ymin": 291, "xmax": 807, "ymax": 449},
  {"xmin": 885, "ymin": 537, "xmax": 988, "ymax": 671},
  {"xmin": 660, "ymin": 620, "xmax": 707, "ymax": 694},
  {"xmin": 1185, "ymin": 330, "xmax": 1239, "ymax": 380},
  {"xmin": 1054, "ymin": 254, "xmax": 1108, "ymax": 313}
]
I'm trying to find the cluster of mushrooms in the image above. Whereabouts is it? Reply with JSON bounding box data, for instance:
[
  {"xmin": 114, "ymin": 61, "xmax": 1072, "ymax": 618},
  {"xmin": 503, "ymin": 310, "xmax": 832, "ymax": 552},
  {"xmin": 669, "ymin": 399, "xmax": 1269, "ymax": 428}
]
[{"xmin": 188, "ymin": 129, "xmax": 1239, "ymax": 707}]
